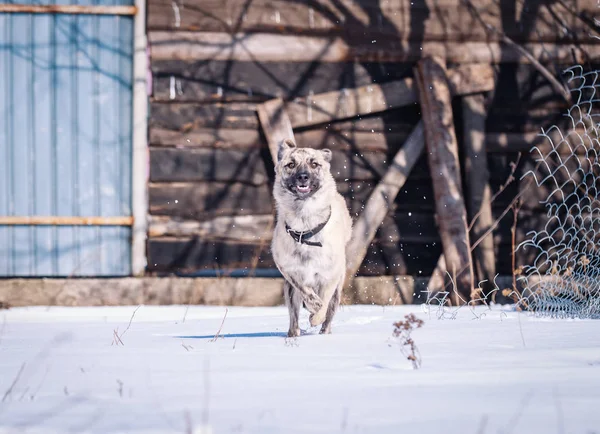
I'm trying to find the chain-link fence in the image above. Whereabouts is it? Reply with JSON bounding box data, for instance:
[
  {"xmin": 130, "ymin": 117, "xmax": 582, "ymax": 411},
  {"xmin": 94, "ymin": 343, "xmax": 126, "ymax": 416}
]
[{"xmin": 516, "ymin": 65, "xmax": 600, "ymax": 318}]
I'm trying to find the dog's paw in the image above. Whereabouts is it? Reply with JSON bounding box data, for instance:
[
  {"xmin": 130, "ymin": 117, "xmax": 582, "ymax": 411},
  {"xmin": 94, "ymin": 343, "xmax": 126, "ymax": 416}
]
[
  {"xmin": 305, "ymin": 293, "xmax": 323, "ymax": 314},
  {"xmin": 319, "ymin": 325, "xmax": 332, "ymax": 335},
  {"xmin": 309, "ymin": 309, "xmax": 327, "ymax": 327},
  {"xmin": 287, "ymin": 328, "xmax": 301, "ymax": 338}
]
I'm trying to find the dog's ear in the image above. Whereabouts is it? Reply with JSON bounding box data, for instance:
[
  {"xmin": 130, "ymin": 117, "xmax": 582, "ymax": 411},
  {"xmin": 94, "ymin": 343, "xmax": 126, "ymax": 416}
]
[
  {"xmin": 278, "ymin": 138, "xmax": 296, "ymax": 163},
  {"xmin": 320, "ymin": 148, "xmax": 332, "ymax": 163}
]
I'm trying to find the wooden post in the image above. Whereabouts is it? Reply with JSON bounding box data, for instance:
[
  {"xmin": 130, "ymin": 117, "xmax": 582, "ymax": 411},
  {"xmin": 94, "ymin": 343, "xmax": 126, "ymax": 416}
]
[
  {"xmin": 131, "ymin": 0, "xmax": 148, "ymax": 276},
  {"xmin": 257, "ymin": 97, "xmax": 295, "ymax": 163},
  {"xmin": 345, "ymin": 121, "xmax": 424, "ymax": 285},
  {"xmin": 462, "ymin": 93, "xmax": 496, "ymax": 289},
  {"xmin": 415, "ymin": 56, "xmax": 474, "ymax": 303}
]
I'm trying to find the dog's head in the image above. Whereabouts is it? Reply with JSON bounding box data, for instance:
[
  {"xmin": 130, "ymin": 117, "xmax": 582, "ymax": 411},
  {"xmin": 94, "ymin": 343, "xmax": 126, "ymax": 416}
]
[{"xmin": 275, "ymin": 139, "xmax": 333, "ymax": 199}]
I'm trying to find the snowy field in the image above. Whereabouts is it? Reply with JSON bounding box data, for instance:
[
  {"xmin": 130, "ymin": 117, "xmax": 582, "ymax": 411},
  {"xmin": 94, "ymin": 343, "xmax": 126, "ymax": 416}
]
[{"xmin": 0, "ymin": 304, "xmax": 599, "ymax": 434}]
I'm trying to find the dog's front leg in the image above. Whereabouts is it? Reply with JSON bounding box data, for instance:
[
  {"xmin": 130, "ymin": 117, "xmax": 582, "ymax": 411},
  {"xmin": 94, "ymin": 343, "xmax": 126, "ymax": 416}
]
[
  {"xmin": 283, "ymin": 280, "xmax": 303, "ymax": 337},
  {"xmin": 309, "ymin": 275, "xmax": 343, "ymax": 327},
  {"xmin": 280, "ymin": 272, "xmax": 323, "ymax": 314}
]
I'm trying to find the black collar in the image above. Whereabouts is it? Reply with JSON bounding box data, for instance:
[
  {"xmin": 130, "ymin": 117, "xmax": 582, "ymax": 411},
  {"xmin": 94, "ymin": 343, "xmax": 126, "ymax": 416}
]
[{"xmin": 285, "ymin": 208, "xmax": 331, "ymax": 247}]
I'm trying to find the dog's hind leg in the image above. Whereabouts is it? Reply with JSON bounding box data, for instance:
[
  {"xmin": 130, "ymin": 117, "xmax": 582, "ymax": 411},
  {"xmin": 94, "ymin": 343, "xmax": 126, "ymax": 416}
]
[
  {"xmin": 320, "ymin": 285, "xmax": 341, "ymax": 334},
  {"xmin": 284, "ymin": 280, "xmax": 303, "ymax": 337}
]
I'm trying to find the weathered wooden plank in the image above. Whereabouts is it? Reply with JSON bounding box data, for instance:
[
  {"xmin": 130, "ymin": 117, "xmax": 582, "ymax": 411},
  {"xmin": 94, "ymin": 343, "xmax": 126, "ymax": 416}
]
[
  {"xmin": 150, "ymin": 102, "xmax": 260, "ymax": 130},
  {"xmin": 151, "ymin": 61, "xmax": 582, "ymax": 104},
  {"xmin": 149, "ymin": 125, "xmax": 413, "ymax": 153},
  {"xmin": 152, "ymin": 64, "xmax": 493, "ymax": 135},
  {"xmin": 147, "ymin": 0, "xmax": 599, "ymax": 43},
  {"xmin": 147, "ymin": 151, "xmax": 556, "ymax": 217},
  {"xmin": 147, "ymin": 237, "xmax": 442, "ymax": 276},
  {"xmin": 149, "ymin": 125, "xmax": 586, "ymax": 155},
  {"xmin": 151, "ymin": 60, "xmax": 412, "ymax": 102},
  {"xmin": 149, "ymin": 182, "xmax": 274, "ymax": 220},
  {"xmin": 150, "ymin": 127, "xmax": 263, "ymax": 148},
  {"xmin": 463, "ymin": 93, "xmax": 496, "ymax": 285},
  {"xmin": 148, "ymin": 177, "xmax": 433, "ymax": 218},
  {"xmin": 147, "ymin": 238, "xmax": 275, "ymax": 273},
  {"xmin": 148, "ymin": 214, "xmax": 274, "ymax": 241},
  {"xmin": 345, "ymin": 121, "xmax": 424, "ymax": 283},
  {"xmin": 149, "ymin": 148, "xmax": 270, "ymax": 184},
  {"xmin": 148, "ymin": 178, "xmax": 439, "ymax": 222},
  {"xmin": 415, "ymin": 56, "xmax": 474, "ymax": 302},
  {"xmin": 145, "ymin": 208, "xmax": 553, "ymax": 276},
  {"xmin": 279, "ymin": 63, "xmax": 494, "ymax": 129},
  {"xmin": 274, "ymin": 79, "xmax": 416, "ymax": 129},
  {"xmin": 147, "ymin": 211, "xmax": 447, "ymax": 244},
  {"xmin": 147, "ymin": 207, "xmax": 563, "ymax": 249},
  {"xmin": 256, "ymin": 97, "xmax": 296, "ymax": 162},
  {"xmin": 150, "ymin": 147, "xmax": 395, "ymax": 183},
  {"xmin": 150, "ymin": 99, "xmax": 571, "ymax": 142},
  {"xmin": 149, "ymin": 32, "xmax": 598, "ymax": 64}
]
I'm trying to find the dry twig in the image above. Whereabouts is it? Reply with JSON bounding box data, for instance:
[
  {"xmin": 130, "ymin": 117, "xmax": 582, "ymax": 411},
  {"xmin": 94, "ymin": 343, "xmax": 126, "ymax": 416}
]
[
  {"xmin": 2, "ymin": 363, "xmax": 26, "ymax": 402},
  {"xmin": 210, "ymin": 308, "xmax": 228, "ymax": 342}
]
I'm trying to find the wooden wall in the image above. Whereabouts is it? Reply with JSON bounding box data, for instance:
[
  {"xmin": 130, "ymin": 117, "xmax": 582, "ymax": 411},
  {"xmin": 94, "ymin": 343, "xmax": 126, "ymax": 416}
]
[{"xmin": 145, "ymin": 0, "xmax": 600, "ymax": 277}]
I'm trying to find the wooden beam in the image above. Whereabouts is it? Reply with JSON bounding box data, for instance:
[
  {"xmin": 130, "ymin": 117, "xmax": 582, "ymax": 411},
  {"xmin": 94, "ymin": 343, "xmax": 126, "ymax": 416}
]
[
  {"xmin": 149, "ymin": 99, "xmax": 571, "ymax": 141},
  {"xmin": 0, "ymin": 4, "xmax": 137, "ymax": 14},
  {"xmin": 149, "ymin": 32, "xmax": 597, "ymax": 64},
  {"xmin": 149, "ymin": 182, "xmax": 275, "ymax": 221},
  {"xmin": 131, "ymin": 0, "xmax": 149, "ymax": 276},
  {"xmin": 150, "ymin": 148, "xmax": 271, "ymax": 184},
  {"xmin": 345, "ymin": 122, "xmax": 425, "ymax": 285},
  {"xmin": 415, "ymin": 56, "xmax": 474, "ymax": 303},
  {"xmin": 271, "ymin": 63, "xmax": 494, "ymax": 130},
  {"xmin": 463, "ymin": 93, "xmax": 496, "ymax": 286},
  {"xmin": 256, "ymin": 97, "xmax": 295, "ymax": 163},
  {"xmin": 147, "ymin": 0, "xmax": 599, "ymax": 43},
  {"xmin": 150, "ymin": 127, "xmax": 586, "ymax": 155},
  {"xmin": 0, "ymin": 216, "xmax": 133, "ymax": 226},
  {"xmin": 150, "ymin": 60, "xmax": 570, "ymax": 105},
  {"xmin": 149, "ymin": 215, "xmax": 274, "ymax": 241},
  {"xmin": 343, "ymin": 63, "xmax": 495, "ymax": 291}
]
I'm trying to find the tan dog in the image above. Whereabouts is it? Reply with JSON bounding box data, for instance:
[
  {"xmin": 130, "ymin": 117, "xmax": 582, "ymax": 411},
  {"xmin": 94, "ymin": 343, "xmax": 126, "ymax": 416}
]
[{"xmin": 271, "ymin": 139, "xmax": 352, "ymax": 336}]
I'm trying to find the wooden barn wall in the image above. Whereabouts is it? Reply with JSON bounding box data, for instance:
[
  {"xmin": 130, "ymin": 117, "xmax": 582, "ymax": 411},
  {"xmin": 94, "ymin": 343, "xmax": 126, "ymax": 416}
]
[{"xmin": 145, "ymin": 0, "xmax": 600, "ymax": 277}]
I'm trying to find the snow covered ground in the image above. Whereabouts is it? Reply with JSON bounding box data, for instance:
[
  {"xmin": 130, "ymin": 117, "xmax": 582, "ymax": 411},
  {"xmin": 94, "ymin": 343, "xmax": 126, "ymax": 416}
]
[{"xmin": 0, "ymin": 303, "xmax": 599, "ymax": 434}]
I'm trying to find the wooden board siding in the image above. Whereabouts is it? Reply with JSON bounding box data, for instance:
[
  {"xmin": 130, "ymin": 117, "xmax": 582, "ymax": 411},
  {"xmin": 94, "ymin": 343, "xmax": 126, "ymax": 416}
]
[
  {"xmin": 145, "ymin": 0, "xmax": 600, "ymax": 279},
  {"xmin": 149, "ymin": 32, "xmax": 598, "ymax": 64},
  {"xmin": 151, "ymin": 62, "xmax": 580, "ymax": 104},
  {"xmin": 147, "ymin": 0, "xmax": 599, "ymax": 44}
]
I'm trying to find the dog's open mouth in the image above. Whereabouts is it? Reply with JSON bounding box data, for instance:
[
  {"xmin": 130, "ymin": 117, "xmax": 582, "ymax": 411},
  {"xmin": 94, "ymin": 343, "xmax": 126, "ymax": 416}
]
[{"xmin": 296, "ymin": 184, "xmax": 311, "ymax": 194}]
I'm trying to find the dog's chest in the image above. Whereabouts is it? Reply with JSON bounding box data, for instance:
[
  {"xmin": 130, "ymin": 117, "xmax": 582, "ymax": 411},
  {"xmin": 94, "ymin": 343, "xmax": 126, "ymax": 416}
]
[{"xmin": 275, "ymin": 233, "xmax": 338, "ymax": 280}]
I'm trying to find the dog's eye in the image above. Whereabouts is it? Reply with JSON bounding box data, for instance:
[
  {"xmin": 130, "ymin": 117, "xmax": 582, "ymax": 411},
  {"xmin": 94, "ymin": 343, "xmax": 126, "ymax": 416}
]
[
  {"xmin": 286, "ymin": 162, "xmax": 295, "ymax": 169},
  {"xmin": 311, "ymin": 162, "xmax": 319, "ymax": 169}
]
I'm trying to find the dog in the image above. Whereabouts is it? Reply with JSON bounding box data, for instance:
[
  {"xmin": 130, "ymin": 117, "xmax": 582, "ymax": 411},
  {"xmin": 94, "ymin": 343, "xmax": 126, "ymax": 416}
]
[{"xmin": 271, "ymin": 139, "xmax": 352, "ymax": 336}]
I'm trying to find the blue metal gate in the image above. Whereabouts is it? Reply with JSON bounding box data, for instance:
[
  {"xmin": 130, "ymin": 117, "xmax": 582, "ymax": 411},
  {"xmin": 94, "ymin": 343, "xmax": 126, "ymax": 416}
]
[{"xmin": 0, "ymin": 0, "xmax": 135, "ymax": 276}]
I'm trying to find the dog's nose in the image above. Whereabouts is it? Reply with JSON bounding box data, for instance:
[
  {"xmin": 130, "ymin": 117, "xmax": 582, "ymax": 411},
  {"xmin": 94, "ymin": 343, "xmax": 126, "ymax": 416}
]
[{"xmin": 297, "ymin": 172, "xmax": 309, "ymax": 183}]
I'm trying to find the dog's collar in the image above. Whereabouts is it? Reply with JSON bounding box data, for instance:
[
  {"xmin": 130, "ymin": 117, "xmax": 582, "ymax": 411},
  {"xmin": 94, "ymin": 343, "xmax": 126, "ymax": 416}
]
[{"xmin": 285, "ymin": 208, "xmax": 332, "ymax": 247}]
